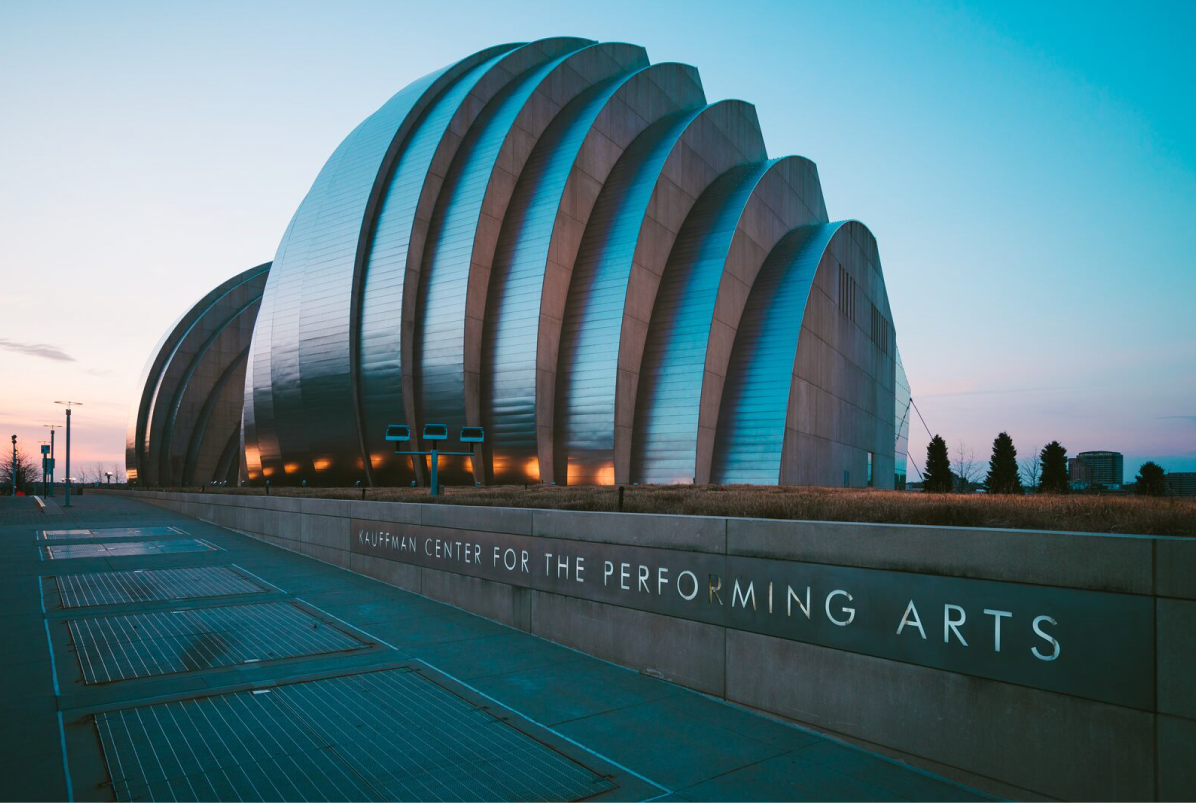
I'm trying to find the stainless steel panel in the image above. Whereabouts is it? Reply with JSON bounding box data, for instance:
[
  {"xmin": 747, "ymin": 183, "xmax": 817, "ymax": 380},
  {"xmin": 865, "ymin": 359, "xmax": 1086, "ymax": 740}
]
[
  {"xmin": 483, "ymin": 63, "xmax": 705, "ymax": 485},
  {"xmin": 554, "ymin": 112, "xmax": 697, "ymax": 485},
  {"xmin": 357, "ymin": 49, "xmax": 521, "ymax": 484},
  {"xmin": 140, "ymin": 39, "xmax": 906, "ymax": 490},
  {"xmin": 264, "ymin": 68, "xmax": 448, "ymax": 486},
  {"xmin": 248, "ymin": 45, "xmax": 519, "ymax": 486},
  {"xmin": 414, "ymin": 45, "xmax": 608, "ymax": 478},
  {"xmin": 631, "ymin": 162, "xmax": 775, "ymax": 484},
  {"xmin": 128, "ymin": 264, "xmax": 268, "ymax": 487},
  {"xmin": 711, "ymin": 224, "xmax": 841, "ymax": 484}
]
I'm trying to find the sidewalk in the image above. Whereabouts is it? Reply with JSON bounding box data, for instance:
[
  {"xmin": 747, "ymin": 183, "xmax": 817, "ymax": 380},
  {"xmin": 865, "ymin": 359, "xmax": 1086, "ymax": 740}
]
[{"xmin": 0, "ymin": 494, "xmax": 988, "ymax": 801}]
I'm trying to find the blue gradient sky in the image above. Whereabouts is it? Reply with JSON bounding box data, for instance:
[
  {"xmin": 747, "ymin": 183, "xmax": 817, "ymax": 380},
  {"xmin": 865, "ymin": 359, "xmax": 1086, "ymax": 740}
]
[{"xmin": 1, "ymin": 0, "xmax": 1193, "ymax": 478}]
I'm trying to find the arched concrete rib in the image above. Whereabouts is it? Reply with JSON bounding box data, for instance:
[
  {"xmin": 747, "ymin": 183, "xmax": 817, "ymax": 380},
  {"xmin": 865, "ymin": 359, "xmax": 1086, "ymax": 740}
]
[
  {"xmin": 480, "ymin": 61, "xmax": 705, "ymax": 485},
  {"xmin": 137, "ymin": 266, "xmax": 268, "ymax": 486},
  {"xmin": 182, "ymin": 346, "xmax": 251, "ymax": 485},
  {"xmin": 157, "ymin": 295, "xmax": 262, "ymax": 485},
  {"xmin": 554, "ymin": 100, "xmax": 767, "ymax": 485},
  {"xmin": 600, "ymin": 100, "xmax": 767, "ymax": 485},
  {"xmin": 631, "ymin": 155, "xmax": 827, "ymax": 485},
  {"xmin": 777, "ymin": 221, "xmax": 896, "ymax": 487},
  {"xmin": 356, "ymin": 38, "xmax": 591, "ymax": 485},
  {"xmin": 710, "ymin": 223, "xmax": 842, "ymax": 484},
  {"xmin": 249, "ymin": 42, "xmax": 517, "ymax": 486},
  {"xmin": 693, "ymin": 156, "xmax": 827, "ymax": 483},
  {"xmin": 127, "ymin": 263, "xmax": 268, "ymax": 485},
  {"xmin": 411, "ymin": 41, "xmax": 646, "ymax": 483}
]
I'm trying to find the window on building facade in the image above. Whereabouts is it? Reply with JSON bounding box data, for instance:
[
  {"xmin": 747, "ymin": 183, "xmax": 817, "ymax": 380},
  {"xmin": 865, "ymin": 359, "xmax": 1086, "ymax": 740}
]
[{"xmin": 839, "ymin": 265, "xmax": 856, "ymax": 322}]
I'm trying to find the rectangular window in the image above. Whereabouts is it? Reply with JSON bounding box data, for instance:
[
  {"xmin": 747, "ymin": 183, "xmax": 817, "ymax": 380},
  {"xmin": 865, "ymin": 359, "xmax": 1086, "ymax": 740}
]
[
  {"xmin": 839, "ymin": 265, "xmax": 856, "ymax": 322},
  {"xmin": 870, "ymin": 303, "xmax": 889, "ymax": 354},
  {"xmin": 867, "ymin": 451, "xmax": 874, "ymax": 487}
]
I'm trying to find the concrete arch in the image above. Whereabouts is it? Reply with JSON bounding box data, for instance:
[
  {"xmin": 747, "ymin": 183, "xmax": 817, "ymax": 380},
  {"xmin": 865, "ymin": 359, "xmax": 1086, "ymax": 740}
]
[
  {"xmin": 411, "ymin": 41, "xmax": 646, "ymax": 482},
  {"xmin": 479, "ymin": 61, "xmax": 706, "ymax": 484},
  {"xmin": 182, "ymin": 346, "xmax": 251, "ymax": 486},
  {"xmin": 356, "ymin": 38, "xmax": 592, "ymax": 484},
  {"xmin": 127, "ymin": 263, "xmax": 269, "ymax": 486},
  {"xmin": 555, "ymin": 100, "xmax": 767, "ymax": 486},
  {"xmin": 631, "ymin": 155, "xmax": 827, "ymax": 485},
  {"xmin": 710, "ymin": 223, "xmax": 842, "ymax": 484},
  {"xmin": 778, "ymin": 221, "xmax": 895, "ymax": 486}
]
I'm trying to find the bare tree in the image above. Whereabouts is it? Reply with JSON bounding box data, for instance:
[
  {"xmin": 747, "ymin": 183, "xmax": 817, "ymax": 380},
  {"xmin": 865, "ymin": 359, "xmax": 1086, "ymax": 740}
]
[
  {"xmin": 1, "ymin": 447, "xmax": 43, "ymax": 494},
  {"xmin": 1020, "ymin": 446, "xmax": 1042, "ymax": 491},
  {"xmin": 953, "ymin": 441, "xmax": 980, "ymax": 491}
]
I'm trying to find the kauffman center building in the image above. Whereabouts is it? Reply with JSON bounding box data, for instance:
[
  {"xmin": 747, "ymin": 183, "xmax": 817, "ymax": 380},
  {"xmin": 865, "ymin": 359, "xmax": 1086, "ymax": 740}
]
[{"xmin": 127, "ymin": 38, "xmax": 913, "ymax": 491}]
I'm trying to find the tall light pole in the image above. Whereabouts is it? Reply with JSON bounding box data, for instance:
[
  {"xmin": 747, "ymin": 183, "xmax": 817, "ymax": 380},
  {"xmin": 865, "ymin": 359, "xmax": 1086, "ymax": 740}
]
[
  {"xmin": 55, "ymin": 401, "xmax": 82, "ymax": 507},
  {"xmin": 9, "ymin": 435, "xmax": 15, "ymax": 496},
  {"xmin": 43, "ymin": 424, "xmax": 61, "ymax": 497}
]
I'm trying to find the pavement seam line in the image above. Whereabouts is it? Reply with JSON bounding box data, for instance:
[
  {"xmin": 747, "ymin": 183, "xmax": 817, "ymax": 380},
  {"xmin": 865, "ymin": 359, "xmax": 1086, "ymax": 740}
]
[{"xmin": 414, "ymin": 657, "xmax": 674, "ymax": 798}]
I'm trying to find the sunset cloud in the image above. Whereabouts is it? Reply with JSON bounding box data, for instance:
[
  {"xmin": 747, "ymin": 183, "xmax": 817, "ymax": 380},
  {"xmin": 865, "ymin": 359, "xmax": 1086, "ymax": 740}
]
[{"xmin": 0, "ymin": 337, "xmax": 75, "ymax": 362}]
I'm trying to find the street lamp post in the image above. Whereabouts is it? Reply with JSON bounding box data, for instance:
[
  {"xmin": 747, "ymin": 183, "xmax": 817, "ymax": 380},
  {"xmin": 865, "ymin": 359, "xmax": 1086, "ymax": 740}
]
[
  {"xmin": 385, "ymin": 424, "xmax": 485, "ymax": 498},
  {"xmin": 55, "ymin": 401, "xmax": 82, "ymax": 507},
  {"xmin": 43, "ymin": 424, "xmax": 61, "ymax": 497},
  {"xmin": 9, "ymin": 435, "xmax": 15, "ymax": 496}
]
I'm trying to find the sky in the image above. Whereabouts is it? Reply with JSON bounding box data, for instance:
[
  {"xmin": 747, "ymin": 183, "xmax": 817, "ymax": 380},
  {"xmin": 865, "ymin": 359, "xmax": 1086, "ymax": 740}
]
[{"xmin": 1, "ymin": 0, "xmax": 1193, "ymax": 482}]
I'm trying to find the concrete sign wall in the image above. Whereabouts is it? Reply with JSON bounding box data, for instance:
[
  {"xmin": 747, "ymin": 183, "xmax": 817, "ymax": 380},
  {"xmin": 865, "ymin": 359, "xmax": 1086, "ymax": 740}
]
[
  {"xmin": 119, "ymin": 490, "xmax": 1196, "ymax": 802},
  {"xmin": 351, "ymin": 517, "xmax": 1153, "ymax": 709}
]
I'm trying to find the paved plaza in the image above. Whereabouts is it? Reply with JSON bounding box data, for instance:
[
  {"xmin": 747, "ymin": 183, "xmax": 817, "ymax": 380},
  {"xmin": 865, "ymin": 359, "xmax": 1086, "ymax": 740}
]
[{"xmin": 0, "ymin": 494, "xmax": 986, "ymax": 801}]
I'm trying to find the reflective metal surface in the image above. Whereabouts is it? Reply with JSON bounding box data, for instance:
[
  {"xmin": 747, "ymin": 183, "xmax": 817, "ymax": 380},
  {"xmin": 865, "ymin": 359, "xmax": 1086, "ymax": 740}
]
[
  {"xmin": 483, "ymin": 63, "xmax": 704, "ymax": 484},
  {"xmin": 711, "ymin": 224, "xmax": 841, "ymax": 484},
  {"xmin": 126, "ymin": 263, "xmax": 269, "ymax": 486},
  {"xmin": 247, "ymin": 44, "xmax": 519, "ymax": 485},
  {"xmin": 135, "ymin": 39, "xmax": 904, "ymax": 488},
  {"xmin": 415, "ymin": 42, "xmax": 642, "ymax": 481},
  {"xmin": 556, "ymin": 100, "xmax": 768, "ymax": 485},
  {"xmin": 359, "ymin": 40, "xmax": 587, "ymax": 484}
]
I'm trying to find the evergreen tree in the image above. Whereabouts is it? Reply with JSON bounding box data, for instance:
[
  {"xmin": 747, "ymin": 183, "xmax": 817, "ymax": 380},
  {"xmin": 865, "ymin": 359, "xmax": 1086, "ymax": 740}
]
[
  {"xmin": 1135, "ymin": 461, "xmax": 1166, "ymax": 496},
  {"xmin": 1039, "ymin": 441, "xmax": 1069, "ymax": 494},
  {"xmin": 984, "ymin": 432, "xmax": 1023, "ymax": 494},
  {"xmin": 923, "ymin": 435, "xmax": 953, "ymax": 493}
]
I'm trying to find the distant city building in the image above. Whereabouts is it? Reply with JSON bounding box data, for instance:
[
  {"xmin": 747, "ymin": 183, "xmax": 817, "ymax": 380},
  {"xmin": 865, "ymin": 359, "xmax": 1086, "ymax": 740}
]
[
  {"xmin": 1165, "ymin": 472, "xmax": 1196, "ymax": 497},
  {"xmin": 1069, "ymin": 451, "xmax": 1124, "ymax": 488}
]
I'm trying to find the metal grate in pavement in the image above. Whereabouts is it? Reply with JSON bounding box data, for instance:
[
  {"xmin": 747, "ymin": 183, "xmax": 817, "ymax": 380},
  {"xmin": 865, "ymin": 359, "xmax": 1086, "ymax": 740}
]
[
  {"xmin": 95, "ymin": 668, "xmax": 616, "ymax": 802},
  {"xmin": 40, "ymin": 526, "xmax": 186, "ymax": 540},
  {"xmin": 68, "ymin": 601, "xmax": 366, "ymax": 683},
  {"xmin": 41, "ymin": 539, "xmax": 217, "ymax": 560},
  {"xmin": 56, "ymin": 566, "xmax": 267, "ymax": 609}
]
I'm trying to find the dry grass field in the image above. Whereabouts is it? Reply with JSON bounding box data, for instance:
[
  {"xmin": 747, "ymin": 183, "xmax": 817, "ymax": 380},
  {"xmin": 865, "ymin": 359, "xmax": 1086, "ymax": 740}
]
[{"xmin": 162, "ymin": 483, "xmax": 1196, "ymax": 536}]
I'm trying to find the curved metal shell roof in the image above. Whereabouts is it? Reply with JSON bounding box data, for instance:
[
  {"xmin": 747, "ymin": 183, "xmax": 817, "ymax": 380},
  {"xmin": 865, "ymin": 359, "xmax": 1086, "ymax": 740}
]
[{"xmin": 134, "ymin": 38, "xmax": 904, "ymax": 489}]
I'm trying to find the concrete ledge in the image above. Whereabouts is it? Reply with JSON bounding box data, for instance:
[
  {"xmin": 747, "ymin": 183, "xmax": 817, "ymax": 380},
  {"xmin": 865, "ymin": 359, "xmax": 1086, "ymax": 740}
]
[
  {"xmin": 726, "ymin": 517, "xmax": 1155, "ymax": 594},
  {"xmin": 1157, "ymin": 538, "xmax": 1196, "ymax": 601},
  {"xmin": 107, "ymin": 489, "xmax": 1195, "ymax": 800},
  {"xmin": 422, "ymin": 503, "xmax": 532, "ymax": 535},
  {"xmin": 532, "ymin": 508, "xmax": 727, "ymax": 552}
]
